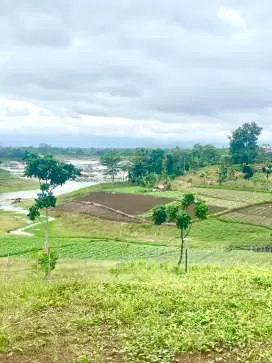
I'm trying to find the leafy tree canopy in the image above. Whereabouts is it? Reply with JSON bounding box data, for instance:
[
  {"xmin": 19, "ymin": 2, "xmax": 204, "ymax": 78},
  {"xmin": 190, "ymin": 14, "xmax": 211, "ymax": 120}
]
[
  {"xmin": 229, "ymin": 122, "xmax": 263, "ymax": 164},
  {"xmin": 24, "ymin": 152, "xmax": 80, "ymax": 192}
]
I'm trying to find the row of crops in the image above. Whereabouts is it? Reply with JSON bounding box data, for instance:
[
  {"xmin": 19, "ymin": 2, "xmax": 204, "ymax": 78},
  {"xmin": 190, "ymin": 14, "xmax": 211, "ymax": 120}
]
[
  {"xmin": 121, "ymin": 185, "xmax": 272, "ymax": 209},
  {"xmin": 191, "ymin": 187, "xmax": 272, "ymax": 206},
  {"xmin": 0, "ymin": 237, "xmax": 178, "ymax": 260},
  {"xmin": 219, "ymin": 203, "xmax": 272, "ymax": 228},
  {"xmin": 1, "ymin": 237, "xmax": 271, "ymax": 266}
]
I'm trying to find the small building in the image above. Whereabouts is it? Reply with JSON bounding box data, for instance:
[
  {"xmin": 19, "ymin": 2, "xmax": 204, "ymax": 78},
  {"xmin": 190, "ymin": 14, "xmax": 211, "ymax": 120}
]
[{"xmin": 264, "ymin": 148, "xmax": 272, "ymax": 155}]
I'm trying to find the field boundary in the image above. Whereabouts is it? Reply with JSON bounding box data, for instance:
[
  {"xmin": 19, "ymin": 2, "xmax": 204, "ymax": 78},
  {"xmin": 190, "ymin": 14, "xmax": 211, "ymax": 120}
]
[
  {"xmin": 74, "ymin": 200, "xmax": 150, "ymax": 223},
  {"xmin": 212, "ymin": 200, "xmax": 272, "ymax": 218}
]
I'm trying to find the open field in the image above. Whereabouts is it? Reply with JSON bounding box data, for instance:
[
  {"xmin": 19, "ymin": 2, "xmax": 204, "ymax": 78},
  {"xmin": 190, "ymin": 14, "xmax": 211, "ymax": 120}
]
[
  {"xmin": 59, "ymin": 182, "xmax": 272, "ymax": 210},
  {"xmin": 58, "ymin": 191, "xmax": 225, "ymax": 222},
  {"xmin": 0, "ymin": 263, "xmax": 271, "ymax": 362},
  {"xmin": 77, "ymin": 191, "xmax": 172, "ymax": 215},
  {"xmin": 173, "ymin": 181, "xmax": 272, "ymax": 208},
  {"xmin": 219, "ymin": 203, "xmax": 272, "ymax": 228},
  {"xmin": 178, "ymin": 165, "xmax": 271, "ymax": 191},
  {"xmin": 0, "ymin": 169, "xmax": 38, "ymax": 193},
  {"xmin": 1, "ymin": 211, "xmax": 271, "ymax": 251}
]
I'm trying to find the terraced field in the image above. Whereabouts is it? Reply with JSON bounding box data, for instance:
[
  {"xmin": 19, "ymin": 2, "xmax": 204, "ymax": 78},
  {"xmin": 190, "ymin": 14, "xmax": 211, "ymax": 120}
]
[
  {"xmin": 188, "ymin": 187, "xmax": 272, "ymax": 208},
  {"xmin": 219, "ymin": 203, "xmax": 272, "ymax": 228},
  {"xmin": 59, "ymin": 182, "xmax": 272, "ymax": 210},
  {"xmin": 97, "ymin": 184, "xmax": 272, "ymax": 209}
]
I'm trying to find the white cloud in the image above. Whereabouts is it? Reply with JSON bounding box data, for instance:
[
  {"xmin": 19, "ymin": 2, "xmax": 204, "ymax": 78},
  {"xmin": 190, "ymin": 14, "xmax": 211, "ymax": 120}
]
[{"xmin": 218, "ymin": 7, "xmax": 245, "ymax": 28}]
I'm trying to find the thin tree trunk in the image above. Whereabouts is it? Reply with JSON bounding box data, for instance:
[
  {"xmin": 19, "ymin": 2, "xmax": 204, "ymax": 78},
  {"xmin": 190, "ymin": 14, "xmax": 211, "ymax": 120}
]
[
  {"xmin": 45, "ymin": 208, "xmax": 50, "ymax": 280},
  {"xmin": 111, "ymin": 175, "xmax": 114, "ymax": 192},
  {"xmin": 45, "ymin": 208, "xmax": 49, "ymax": 252},
  {"xmin": 185, "ymin": 247, "xmax": 188, "ymax": 273},
  {"xmin": 178, "ymin": 229, "xmax": 184, "ymax": 265}
]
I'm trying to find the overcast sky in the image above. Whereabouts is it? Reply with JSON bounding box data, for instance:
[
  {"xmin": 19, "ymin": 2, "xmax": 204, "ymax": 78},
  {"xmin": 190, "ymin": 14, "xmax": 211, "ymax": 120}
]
[{"xmin": 0, "ymin": 1, "xmax": 272, "ymax": 147}]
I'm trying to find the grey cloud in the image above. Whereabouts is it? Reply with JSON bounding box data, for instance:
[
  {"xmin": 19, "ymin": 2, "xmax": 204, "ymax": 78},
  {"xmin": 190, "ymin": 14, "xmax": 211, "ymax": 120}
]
[{"xmin": 1, "ymin": 0, "xmax": 272, "ymax": 144}]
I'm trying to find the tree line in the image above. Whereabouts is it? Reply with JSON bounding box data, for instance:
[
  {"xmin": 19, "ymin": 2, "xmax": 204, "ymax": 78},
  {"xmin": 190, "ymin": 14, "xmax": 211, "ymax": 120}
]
[{"xmin": 100, "ymin": 123, "xmax": 271, "ymax": 187}]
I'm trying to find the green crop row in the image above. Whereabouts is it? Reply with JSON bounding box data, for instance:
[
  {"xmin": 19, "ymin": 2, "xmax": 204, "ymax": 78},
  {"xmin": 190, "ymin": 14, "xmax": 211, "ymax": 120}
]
[{"xmin": 1, "ymin": 236, "xmax": 271, "ymax": 266}]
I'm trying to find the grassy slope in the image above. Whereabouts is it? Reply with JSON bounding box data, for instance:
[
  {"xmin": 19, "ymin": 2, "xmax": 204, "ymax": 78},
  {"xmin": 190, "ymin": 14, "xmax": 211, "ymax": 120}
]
[
  {"xmin": 0, "ymin": 169, "xmax": 38, "ymax": 192},
  {"xmin": 178, "ymin": 164, "xmax": 270, "ymax": 190},
  {"xmin": 0, "ymin": 212, "xmax": 27, "ymax": 236},
  {"xmin": 0, "ymin": 263, "xmax": 271, "ymax": 362}
]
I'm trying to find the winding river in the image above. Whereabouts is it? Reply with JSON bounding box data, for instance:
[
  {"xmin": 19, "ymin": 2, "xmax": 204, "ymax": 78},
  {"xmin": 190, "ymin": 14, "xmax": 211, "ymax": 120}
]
[{"xmin": 0, "ymin": 181, "xmax": 97, "ymax": 235}]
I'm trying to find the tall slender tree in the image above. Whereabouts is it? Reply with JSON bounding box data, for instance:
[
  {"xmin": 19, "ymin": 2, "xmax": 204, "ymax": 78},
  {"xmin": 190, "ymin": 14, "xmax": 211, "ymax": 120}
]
[
  {"xmin": 152, "ymin": 193, "xmax": 208, "ymax": 271},
  {"xmin": 24, "ymin": 152, "xmax": 80, "ymax": 278}
]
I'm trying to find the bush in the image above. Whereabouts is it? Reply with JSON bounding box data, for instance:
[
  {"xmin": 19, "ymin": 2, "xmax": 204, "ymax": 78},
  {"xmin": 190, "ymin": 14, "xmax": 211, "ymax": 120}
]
[
  {"xmin": 242, "ymin": 165, "xmax": 254, "ymax": 180},
  {"xmin": 144, "ymin": 173, "xmax": 158, "ymax": 188},
  {"xmin": 37, "ymin": 249, "xmax": 58, "ymax": 274},
  {"xmin": 166, "ymin": 202, "xmax": 180, "ymax": 222},
  {"xmin": 152, "ymin": 205, "xmax": 167, "ymax": 225}
]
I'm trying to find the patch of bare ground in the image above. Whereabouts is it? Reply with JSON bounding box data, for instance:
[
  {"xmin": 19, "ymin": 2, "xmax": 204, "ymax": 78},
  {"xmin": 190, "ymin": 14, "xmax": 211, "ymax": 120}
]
[
  {"xmin": 58, "ymin": 192, "xmax": 226, "ymax": 223},
  {"xmin": 0, "ymin": 353, "xmax": 67, "ymax": 363},
  {"xmin": 77, "ymin": 191, "xmax": 173, "ymax": 215},
  {"xmin": 57, "ymin": 200, "xmax": 145, "ymax": 223},
  {"xmin": 0, "ymin": 353, "xmax": 124, "ymax": 363},
  {"xmin": 174, "ymin": 352, "xmax": 236, "ymax": 363}
]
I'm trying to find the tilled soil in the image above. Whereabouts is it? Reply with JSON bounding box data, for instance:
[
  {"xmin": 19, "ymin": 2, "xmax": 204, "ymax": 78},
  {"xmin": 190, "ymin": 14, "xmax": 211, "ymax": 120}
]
[
  {"xmin": 58, "ymin": 192, "xmax": 226, "ymax": 223},
  {"xmin": 77, "ymin": 192, "xmax": 173, "ymax": 215},
  {"xmin": 58, "ymin": 201, "xmax": 145, "ymax": 223}
]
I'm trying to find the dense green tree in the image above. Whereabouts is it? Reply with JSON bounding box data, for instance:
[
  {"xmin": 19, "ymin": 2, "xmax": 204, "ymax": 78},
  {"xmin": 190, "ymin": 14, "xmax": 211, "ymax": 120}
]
[
  {"xmin": 148, "ymin": 148, "xmax": 164, "ymax": 175},
  {"xmin": 242, "ymin": 165, "xmax": 254, "ymax": 180},
  {"xmin": 152, "ymin": 205, "xmax": 167, "ymax": 225},
  {"xmin": 75, "ymin": 148, "xmax": 85, "ymax": 156},
  {"xmin": 262, "ymin": 163, "xmax": 272, "ymax": 189},
  {"xmin": 142, "ymin": 173, "xmax": 158, "ymax": 188},
  {"xmin": 229, "ymin": 122, "xmax": 263, "ymax": 164},
  {"xmin": 128, "ymin": 148, "xmax": 164, "ymax": 183},
  {"xmin": 100, "ymin": 154, "xmax": 122, "ymax": 189},
  {"xmin": 129, "ymin": 149, "xmax": 150, "ymax": 181},
  {"xmin": 164, "ymin": 154, "xmax": 174, "ymax": 176}
]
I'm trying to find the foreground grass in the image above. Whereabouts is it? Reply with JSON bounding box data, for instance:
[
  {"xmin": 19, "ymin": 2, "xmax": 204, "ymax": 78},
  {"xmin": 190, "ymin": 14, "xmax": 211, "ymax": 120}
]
[
  {"xmin": 0, "ymin": 169, "xmax": 38, "ymax": 193},
  {"xmin": 0, "ymin": 263, "xmax": 271, "ymax": 362}
]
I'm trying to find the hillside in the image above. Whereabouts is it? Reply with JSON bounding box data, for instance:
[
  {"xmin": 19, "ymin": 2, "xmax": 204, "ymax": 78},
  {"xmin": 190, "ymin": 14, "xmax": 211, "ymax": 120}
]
[
  {"xmin": 0, "ymin": 263, "xmax": 271, "ymax": 363},
  {"xmin": 177, "ymin": 164, "xmax": 270, "ymax": 191},
  {"xmin": 1, "ymin": 174, "xmax": 272, "ymax": 363},
  {"xmin": 0, "ymin": 169, "xmax": 38, "ymax": 193}
]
